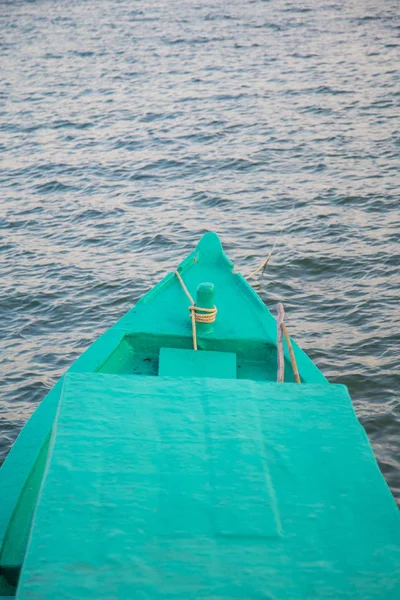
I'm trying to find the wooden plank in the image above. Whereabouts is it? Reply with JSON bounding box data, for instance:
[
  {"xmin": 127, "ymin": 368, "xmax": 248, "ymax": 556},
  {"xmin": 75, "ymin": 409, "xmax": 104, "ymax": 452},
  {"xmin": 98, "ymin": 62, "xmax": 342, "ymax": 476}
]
[{"xmin": 158, "ymin": 347, "xmax": 237, "ymax": 378}]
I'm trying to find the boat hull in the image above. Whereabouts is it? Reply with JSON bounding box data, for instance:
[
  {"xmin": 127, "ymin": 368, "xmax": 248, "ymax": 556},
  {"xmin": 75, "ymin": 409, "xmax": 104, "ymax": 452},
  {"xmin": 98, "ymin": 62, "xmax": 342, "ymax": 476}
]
[{"xmin": 1, "ymin": 233, "xmax": 398, "ymax": 598}]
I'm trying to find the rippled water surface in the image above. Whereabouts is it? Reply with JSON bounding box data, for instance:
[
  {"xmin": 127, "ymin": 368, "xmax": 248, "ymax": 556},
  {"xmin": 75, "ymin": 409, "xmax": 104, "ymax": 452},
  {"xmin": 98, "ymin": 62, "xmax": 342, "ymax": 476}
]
[{"xmin": 1, "ymin": 0, "xmax": 399, "ymax": 502}]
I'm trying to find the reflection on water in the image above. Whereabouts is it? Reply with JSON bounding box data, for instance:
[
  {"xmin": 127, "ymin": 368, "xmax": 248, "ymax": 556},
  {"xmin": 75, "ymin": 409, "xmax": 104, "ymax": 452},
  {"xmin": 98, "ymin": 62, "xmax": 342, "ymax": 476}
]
[{"xmin": 1, "ymin": 0, "xmax": 399, "ymax": 502}]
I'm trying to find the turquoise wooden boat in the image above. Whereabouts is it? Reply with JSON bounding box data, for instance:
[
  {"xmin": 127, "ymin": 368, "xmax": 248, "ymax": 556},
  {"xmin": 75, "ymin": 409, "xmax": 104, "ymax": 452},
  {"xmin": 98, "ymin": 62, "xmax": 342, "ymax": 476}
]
[{"xmin": 0, "ymin": 233, "xmax": 399, "ymax": 599}]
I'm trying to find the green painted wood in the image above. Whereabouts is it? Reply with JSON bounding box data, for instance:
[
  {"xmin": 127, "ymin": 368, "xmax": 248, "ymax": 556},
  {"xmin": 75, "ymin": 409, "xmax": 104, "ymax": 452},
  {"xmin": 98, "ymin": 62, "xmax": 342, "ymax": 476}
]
[
  {"xmin": 17, "ymin": 373, "xmax": 400, "ymax": 600},
  {"xmin": 0, "ymin": 433, "xmax": 50, "ymax": 587},
  {"xmin": 2, "ymin": 232, "xmax": 399, "ymax": 596},
  {"xmin": 158, "ymin": 347, "xmax": 237, "ymax": 378},
  {"xmin": 0, "ymin": 233, "xmax": 328, "ymax": 587},
  {"xmin": 0, "ymin": 573, "xmax": 15, "ymax": 597},
  {"xmin": 195, "ymin": 281, "xmax": 215, "ymax": 335}
]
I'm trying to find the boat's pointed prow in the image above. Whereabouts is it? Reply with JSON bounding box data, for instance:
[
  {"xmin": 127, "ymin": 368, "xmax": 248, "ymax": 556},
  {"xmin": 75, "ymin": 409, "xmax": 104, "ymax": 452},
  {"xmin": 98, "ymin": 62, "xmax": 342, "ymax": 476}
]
[
  {"xmin": 195, "ymin": 232, "xmax": 229, "ymax": 266},
  {"xmin": 2, "ymin": 232, "xmax": 399, "ymax": 599}
]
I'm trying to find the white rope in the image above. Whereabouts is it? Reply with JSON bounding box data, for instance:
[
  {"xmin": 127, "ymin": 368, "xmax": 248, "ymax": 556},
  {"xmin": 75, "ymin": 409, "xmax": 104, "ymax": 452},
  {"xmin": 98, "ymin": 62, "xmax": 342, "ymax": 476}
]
[
  {"xmin": 245, "ymin": 248, "xmax": 274, "ymax": 280},
  {"xmin": 245, "ymin": 203, "xmax": 297, "ymax": 281}
]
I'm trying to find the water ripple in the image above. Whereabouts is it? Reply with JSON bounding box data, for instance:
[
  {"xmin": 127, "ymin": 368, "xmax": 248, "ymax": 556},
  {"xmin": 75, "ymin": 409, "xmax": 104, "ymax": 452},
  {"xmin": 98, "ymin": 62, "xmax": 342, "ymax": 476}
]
[{"xmin": 0, "ymin": 0, "xmax": 399, "ymax": 503}]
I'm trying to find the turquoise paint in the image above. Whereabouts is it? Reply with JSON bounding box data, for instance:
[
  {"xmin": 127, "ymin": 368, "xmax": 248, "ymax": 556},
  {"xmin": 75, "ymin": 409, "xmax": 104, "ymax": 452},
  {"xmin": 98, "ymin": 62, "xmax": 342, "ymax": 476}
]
[
  {"xmin": 17, "ymin": 374, "xmax": 400, "ymax": 599},
  {"xmin": 195, "ymin": 281, "xmax": 215, "ymax": 335},
  {"xmin": 0, "ymin": 232, "xmax": 398, "ymax": 598},
  {"xmin": 158, "ymin": 347, "xmax": 237, "ymax": 378}
]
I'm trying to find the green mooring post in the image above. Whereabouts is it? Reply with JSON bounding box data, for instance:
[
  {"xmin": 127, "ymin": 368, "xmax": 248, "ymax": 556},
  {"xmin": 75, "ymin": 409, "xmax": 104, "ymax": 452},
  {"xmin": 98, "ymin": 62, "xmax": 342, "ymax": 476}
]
[{"xmin": 196, "ymin": 282, "xmax": 215, "ymax": 335}]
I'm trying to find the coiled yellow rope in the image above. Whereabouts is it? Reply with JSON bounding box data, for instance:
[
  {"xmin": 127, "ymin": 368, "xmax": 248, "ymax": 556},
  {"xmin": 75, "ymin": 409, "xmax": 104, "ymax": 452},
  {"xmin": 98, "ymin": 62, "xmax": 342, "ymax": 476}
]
[{"xmin": 174, "ymin": 270, "xmax": 217, "ymax": 350}]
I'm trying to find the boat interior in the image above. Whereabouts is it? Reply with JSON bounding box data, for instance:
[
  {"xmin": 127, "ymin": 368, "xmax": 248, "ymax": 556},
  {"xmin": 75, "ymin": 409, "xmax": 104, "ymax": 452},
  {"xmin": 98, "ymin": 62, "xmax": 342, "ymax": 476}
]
[{"xmin": 1, "ymin": 233, "xmax": 398, "ymax": 598}]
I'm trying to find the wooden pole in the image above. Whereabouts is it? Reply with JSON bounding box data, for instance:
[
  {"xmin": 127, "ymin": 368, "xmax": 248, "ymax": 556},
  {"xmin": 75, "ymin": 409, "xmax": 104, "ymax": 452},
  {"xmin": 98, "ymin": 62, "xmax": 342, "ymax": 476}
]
[{"xmin": 282, "ymin": 323, "xmax": 301, "ymax": 383}]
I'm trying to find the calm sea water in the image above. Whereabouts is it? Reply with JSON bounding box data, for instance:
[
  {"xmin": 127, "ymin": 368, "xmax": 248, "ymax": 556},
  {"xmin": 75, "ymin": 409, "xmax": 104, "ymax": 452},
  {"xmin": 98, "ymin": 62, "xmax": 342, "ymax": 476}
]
[{"xmin": 1, "ymin": 0, "xmax": 399, "ymax": 503}]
